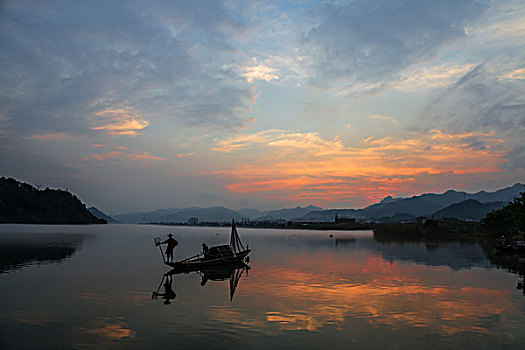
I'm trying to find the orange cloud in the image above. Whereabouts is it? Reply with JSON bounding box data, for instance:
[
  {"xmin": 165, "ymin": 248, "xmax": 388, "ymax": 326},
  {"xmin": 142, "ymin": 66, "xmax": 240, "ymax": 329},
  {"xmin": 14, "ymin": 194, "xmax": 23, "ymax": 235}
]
[
  {"xmin": 176, "ymin": 152, "xmax": 196, "ymax": 158},
  {"xmin": 92, "ymin": 107, "xmax": 149, "ymax": 136},
  {"xmin": 25, "ymin": 132, "xmax": 75, "ymax": 141},
  {"xmin": 213, "ymin": 129, "xmax": 505, "ymax": 206},
  {"xmin": 87, "ymin": 149, "xmax": 164, "ymax": 162}
]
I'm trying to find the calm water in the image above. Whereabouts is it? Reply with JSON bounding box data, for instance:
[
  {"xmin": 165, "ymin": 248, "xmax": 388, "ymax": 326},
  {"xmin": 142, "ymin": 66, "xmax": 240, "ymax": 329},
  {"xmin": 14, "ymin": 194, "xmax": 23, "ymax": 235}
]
[{"xmin": 1, "ymin": 224, "xmax": 524, "ymax": 349}]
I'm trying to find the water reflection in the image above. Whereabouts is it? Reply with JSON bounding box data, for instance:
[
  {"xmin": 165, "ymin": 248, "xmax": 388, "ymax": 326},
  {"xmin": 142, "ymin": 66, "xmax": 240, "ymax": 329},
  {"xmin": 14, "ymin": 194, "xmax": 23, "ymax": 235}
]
[
  {"xmin": 152, "ymin": 263, "xmax": 250, "ymax": 304},
  {"xmin": 1, "ymin": 226, "xmax": 524, "ymax": 349},
  {"xmin": 0, "ymin": 233, "xmax": 84, "ymax": 273}
]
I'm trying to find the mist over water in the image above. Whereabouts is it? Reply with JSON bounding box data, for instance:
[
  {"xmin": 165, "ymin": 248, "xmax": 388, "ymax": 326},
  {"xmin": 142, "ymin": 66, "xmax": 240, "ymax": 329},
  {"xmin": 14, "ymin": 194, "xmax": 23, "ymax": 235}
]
[{"xmin": 0, "ymin": 224, "xmax": 524, "ymax": 349}]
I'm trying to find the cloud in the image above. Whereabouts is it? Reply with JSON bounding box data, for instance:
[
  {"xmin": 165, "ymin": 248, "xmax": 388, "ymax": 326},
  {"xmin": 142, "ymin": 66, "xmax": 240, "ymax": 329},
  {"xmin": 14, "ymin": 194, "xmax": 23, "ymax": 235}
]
[
  {"xmin": 176, "ymin": 152, "xmax": 196, "ymax": 158},
  {"xmin": 213, "ymin": 129, "xmax": 344, "ymax": 155},
  {"xmin": 24, "ymin": 133, "xmax": 76, "ymax": 141},
  {"xmin": 87, "ymin": 149, "xmax": 164, "ymax": 162},
  {"xmin": 92, "ymin": 108, "xmax": 149, "ymax": 137},
  {"xmin": 243, "ymin": 63, "xmax": 280, "ymax": 83},
  {"xmin": 0, "ymin": 0, "xmax": 256, "ymax": 143},
  {"xmin": 423, "ymin": 62, "xmax": 525, "ymax": 170},
  {"xmin": 301, "ymin": 0, "xmax": 490, "ymax": 92},
  {"xmin": 395, "ymin": 63, "xmax": 478, "ymax": 91},
  {"xmin": 501, "ymin": 68, "xmax": 525, "ymax": 80},
  {"xmin": 214, "ymin": 128, "xmax": 506, "ymax": 206},
  {"xmin": 368, "ymin": 114, "xmax": 399, "ymax": 125}
]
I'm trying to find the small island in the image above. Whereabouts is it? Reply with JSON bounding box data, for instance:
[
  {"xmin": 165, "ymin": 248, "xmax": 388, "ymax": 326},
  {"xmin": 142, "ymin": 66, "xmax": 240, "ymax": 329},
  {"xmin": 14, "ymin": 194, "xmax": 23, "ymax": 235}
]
[{"xmin": 0, "ymin": 177, "xmax": 106, "ymax": 224}]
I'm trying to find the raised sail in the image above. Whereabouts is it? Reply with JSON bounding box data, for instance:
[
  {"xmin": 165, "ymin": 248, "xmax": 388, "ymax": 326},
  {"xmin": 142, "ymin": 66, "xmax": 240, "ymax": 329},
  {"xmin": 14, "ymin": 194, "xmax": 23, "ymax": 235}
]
[{"xmin": 229, "ymin": 219, "xmax": 246, "ymax": 254}]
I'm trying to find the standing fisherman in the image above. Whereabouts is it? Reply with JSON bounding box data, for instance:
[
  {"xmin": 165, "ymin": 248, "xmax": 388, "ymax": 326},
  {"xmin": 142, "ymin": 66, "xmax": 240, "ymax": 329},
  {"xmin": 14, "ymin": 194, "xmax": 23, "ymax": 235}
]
[{"xmin": 160, "ymin": 234, "xmax": 178, "ymax": 263}]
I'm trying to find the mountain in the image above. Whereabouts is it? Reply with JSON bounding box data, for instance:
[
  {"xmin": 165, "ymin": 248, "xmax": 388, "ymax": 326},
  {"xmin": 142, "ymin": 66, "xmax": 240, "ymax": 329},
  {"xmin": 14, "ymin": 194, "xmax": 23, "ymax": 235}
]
[
  {"xmin": 156, "ymin": 206, "xmax": 243, "ymax": 223},
  {"xmin": 113, "ymin": 208, "xmax": 183, "ymax": 224},
  {"xmin": 432, "ymin": 200, "xmax": 506, "ymax": 220},
  {"xmin": 0, "ymin": 177, "xmax": 106, "ymax": 224},
  {"xmin": 470, "ymin": 183, "xmax": 525, "ymax": 203},
  {"xmin": 259, "ymin": 205, "xmax": 323, "ymax": 221},
  {"xmin": 111, "ymin": 183, "xmax": 523, "ymax": 224},
  {"xmin": 299, "ymin": 183, "xmax": 524, "ymax": 222},
  {"xmin": 237, "ymin": 208, "xmax": 269, "ymax": 219},
  {"xmin": 365, "ymin": 197, "xmax": 443, "ymax": 218},
  {"xmin": 302, "ymin": 209, "xmax": 359, "ymax": 222},
  {"xmin": 88, "ymin": 207, "xmax": 119, "ymax": 223}
]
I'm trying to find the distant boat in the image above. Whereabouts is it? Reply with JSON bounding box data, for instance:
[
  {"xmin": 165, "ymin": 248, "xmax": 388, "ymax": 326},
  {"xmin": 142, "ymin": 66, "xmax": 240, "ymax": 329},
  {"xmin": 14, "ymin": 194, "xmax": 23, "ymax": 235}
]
[{"xmin": 157, "ymin": 220, "xmax": 251, "ymax": 269}]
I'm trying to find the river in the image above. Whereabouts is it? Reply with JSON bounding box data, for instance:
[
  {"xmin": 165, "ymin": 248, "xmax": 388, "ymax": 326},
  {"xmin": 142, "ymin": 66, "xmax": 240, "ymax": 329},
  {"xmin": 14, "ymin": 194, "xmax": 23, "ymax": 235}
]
[{"xmin": 1, "ymin": 224, "xmax": 524, "ymax": 349}]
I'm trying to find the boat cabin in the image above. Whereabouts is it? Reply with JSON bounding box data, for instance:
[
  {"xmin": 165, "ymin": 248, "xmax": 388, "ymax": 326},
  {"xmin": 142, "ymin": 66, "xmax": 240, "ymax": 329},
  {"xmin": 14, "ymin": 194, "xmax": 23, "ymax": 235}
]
[{"xmin": 205, "ymin": 244, "xmax": 235, "ymax": 260}]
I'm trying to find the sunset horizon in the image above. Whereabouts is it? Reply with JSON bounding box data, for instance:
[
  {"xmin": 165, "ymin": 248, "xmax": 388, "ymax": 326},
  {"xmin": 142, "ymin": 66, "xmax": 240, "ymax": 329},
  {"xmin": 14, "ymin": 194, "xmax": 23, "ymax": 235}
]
[{"xmin": 1, "ymin": 0, "xmax": 523, "ymax": 214}]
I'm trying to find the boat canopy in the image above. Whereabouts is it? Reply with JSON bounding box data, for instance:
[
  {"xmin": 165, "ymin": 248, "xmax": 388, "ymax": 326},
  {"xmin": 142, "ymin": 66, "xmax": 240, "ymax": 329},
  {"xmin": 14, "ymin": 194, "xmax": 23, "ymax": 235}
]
[{"xmin": 208, "ymin": 245, "xmax": 235, "ymax": 260}]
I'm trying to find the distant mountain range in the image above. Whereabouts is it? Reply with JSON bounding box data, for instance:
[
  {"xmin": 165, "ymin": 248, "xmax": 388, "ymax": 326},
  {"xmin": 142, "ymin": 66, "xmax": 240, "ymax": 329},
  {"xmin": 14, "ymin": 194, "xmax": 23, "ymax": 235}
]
[
  {"xmin": 88, "ymin": 207, "xmax": 119, "ymax": 223},
  {"xmin": 304, "ymin": 183, "xmax": 524, "ymax": 222},
  {"xmin": 432, "ymin": 200, "xmax": 506, "ymax": 220},
  {"xmin": 109, "ymin": 183, "xmax": 524, "ymax": 224}
]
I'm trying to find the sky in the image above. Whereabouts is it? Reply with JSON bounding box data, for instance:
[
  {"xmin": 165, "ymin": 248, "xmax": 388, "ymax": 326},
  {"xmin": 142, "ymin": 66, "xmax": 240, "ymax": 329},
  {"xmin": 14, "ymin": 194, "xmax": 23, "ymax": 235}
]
[{"xmin": 1, "ymin": 0, "xmax": 524, "ymax": 214}]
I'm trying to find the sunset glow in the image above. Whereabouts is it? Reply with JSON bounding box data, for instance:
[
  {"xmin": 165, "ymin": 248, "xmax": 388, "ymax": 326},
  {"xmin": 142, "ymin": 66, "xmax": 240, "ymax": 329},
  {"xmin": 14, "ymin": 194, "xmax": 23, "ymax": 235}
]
[{"xmin": 1, "ymin": 0, "xmax": 523, "ymax": 212}]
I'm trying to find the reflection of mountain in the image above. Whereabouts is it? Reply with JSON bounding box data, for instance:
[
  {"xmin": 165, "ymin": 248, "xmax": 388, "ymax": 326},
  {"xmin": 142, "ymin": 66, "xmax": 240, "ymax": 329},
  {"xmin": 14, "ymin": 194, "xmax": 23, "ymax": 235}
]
[
  {"xmin": 252, "ymin": 234, "xmax": 491, "ymax": 271},
  {"xmin": 0, "ymin": 233, "xmax": 84, "ymax": 273},
  {"xmin": 366, "ymin": 240, "xmax": 492, "ymax": 270}
]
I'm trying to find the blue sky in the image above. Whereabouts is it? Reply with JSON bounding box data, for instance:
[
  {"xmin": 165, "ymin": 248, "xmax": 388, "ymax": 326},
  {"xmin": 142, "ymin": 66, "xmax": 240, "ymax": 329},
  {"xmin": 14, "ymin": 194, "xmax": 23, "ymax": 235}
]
[{"xmin": 1, "ymin": 0, "xmax": 524, "ymax": 213}]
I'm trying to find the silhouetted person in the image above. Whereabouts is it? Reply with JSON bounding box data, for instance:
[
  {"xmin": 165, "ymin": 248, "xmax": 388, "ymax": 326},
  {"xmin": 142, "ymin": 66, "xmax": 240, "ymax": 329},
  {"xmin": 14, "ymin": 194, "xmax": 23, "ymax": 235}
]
[
  {"xmin": 202, "ymin": 243, "xmax": 209, "ymax": 255},
  {"xmin": 160, "ymin": 234, "xmax": 178, "ymax": 263}
]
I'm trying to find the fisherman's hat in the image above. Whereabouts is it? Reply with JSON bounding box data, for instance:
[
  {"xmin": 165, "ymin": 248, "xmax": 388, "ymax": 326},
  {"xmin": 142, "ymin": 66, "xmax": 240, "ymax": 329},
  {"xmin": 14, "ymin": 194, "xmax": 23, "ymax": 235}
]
[{"xmin": 168, "ymin": 233, "xmax": 173, "ymax": 237}]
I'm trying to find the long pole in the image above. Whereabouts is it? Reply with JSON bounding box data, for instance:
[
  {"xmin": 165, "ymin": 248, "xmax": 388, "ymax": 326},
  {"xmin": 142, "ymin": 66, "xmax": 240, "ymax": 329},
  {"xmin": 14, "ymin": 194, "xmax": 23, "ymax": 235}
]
[
  {"xmin": 158, "ymin": 245, "xmax": 166, "ymax": 263},
  {"xmin": 154, "ymin": 237, "xmax": 166, "ymax": 263}
]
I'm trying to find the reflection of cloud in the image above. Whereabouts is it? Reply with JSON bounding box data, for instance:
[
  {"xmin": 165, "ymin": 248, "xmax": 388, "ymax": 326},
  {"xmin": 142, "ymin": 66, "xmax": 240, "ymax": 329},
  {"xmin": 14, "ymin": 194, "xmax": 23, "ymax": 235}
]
[
  {"xmin": 9, "ymin": 310, "xmax": 55, "ymax": 326},
  {"xmin": 81, "ymin": 291, "xmax": 150, "ymax": 307},
  {"xmin": 80, "ymin": 318, "xmax": 136, "ymax": 340},
  {"xmin": 25, "ymin": 132, "xmax": 76, "ymax": 141},
  {"xmin": 210, "ymin": 252, "xmax": 518, "ymax": 337},
  {"xmin": 92, "ymin": 108, "xmax": 149, "ymax": 137},
  {"xmin": 214, "ymin": 128, "xmax": 505, "ymax": 206}
]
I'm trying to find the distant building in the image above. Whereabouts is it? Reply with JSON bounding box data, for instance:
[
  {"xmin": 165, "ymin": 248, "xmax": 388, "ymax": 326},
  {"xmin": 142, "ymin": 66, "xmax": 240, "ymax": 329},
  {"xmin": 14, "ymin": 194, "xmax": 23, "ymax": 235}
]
[
  {"xmin": 188, "ymin": 217, "xmax": 198, "ymax": 225},
  {"xmin": 416, "ymin": 217, "xmax": 427, "ymax": 224},
  {"xmin": 335, "ymin": 214, "xmax": 356, "ymax": 224}
]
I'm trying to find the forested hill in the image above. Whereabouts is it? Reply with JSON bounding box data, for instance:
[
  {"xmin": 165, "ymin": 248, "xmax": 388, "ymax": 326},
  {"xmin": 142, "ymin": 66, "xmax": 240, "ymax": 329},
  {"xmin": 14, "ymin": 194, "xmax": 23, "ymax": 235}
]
[{"xmin": 0, "ymin": 177, "xmax": 106, "ymax": 224}]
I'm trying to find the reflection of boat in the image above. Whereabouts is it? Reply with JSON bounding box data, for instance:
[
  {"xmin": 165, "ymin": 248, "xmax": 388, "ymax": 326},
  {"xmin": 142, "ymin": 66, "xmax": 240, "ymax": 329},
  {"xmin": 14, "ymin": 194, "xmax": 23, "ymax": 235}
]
[
  {"xmin": 165, "ymin": 220, "xmax": 251, "ymax": 269},
  {"xmin": 153, "ymin": 263, "xmax": 250, "ymax": 302}
]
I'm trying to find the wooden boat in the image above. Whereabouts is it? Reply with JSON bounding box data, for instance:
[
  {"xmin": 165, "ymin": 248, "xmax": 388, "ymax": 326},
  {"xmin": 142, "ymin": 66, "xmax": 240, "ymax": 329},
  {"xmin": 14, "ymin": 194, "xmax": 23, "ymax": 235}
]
[{"xmin": 162, "ymin": 220, "xmax": 251, "ymax": 269}]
